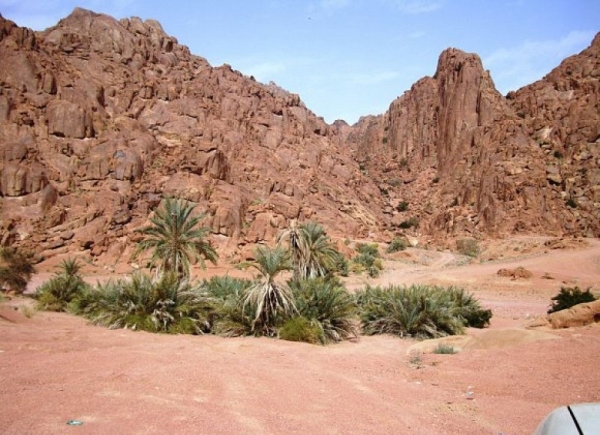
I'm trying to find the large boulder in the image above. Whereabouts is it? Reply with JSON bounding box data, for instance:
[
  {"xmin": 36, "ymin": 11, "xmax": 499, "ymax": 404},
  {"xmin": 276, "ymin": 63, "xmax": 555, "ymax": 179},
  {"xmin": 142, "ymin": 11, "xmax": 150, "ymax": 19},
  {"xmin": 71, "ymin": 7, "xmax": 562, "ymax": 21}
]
[{"xmin": 547, "ymin": 300, "xmax": 600, "ymax": 329}]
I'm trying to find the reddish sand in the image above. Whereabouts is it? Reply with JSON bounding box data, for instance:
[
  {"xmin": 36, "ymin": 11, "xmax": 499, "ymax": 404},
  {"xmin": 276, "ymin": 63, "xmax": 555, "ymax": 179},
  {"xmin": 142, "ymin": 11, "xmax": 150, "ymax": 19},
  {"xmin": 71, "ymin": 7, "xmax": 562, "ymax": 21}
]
[{"xmin": 1, "ymin": 238, "xmax": 599, "ymax": 434}]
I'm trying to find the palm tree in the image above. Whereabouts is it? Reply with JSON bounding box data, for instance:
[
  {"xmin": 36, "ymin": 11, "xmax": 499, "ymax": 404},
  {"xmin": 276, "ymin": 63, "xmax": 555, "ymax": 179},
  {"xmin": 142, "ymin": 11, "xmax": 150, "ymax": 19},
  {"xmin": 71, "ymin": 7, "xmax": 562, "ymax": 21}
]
[
  {"xmin": 36, "ymin": 257, "xmax": 89, "ymax": 312},
  {"xmin": 299, "ymin": 221, "xmax": 342, "ymax": 279},
  {"xmin": 0, "ymin": 247, "xmax": 35, "ymax": 293},
  {"xmin": 242, "ymin": 245, "xmax": 296, "ymax": 334},
  {"xmin": 134, "ymin": 198, "xmax": 218, "ymax": 278},
  {"xmin": 279, "ymin": 220, "xmax": 342, "ymax": 280},
  {"xmin": 277, "ymin": 219, "xmax": 305, "ymax": 280}
]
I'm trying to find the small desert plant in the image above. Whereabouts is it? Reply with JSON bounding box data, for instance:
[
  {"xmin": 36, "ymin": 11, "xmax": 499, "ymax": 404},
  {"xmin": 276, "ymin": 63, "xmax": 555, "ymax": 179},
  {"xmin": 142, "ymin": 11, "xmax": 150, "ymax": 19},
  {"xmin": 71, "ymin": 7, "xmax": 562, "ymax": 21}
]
[
  {"xmin": 565, "ymin": 197, "xmax": 577, "ymax": 209},
  {"xmin": 36, "ymin": 258, "xmax": 89, "ymax": 312},
  {"xmin": 397, "ymin": 201, "xmax": 409, "ymax": 212},
  {"xmin": 20, "ymin": 305, "xmax": 36, "ymax": 318},
  {"xmin": 548, "ymin": 286, "xmax": 597, "ymax": 314},
  {"xmin": 289, "ymin": 277, "xmax": 358, "ymax": 344},
  {"xmin": 352, "ymin": 243, "xmax": 384, "ymax": 278},
  {"xmin": 386, "ymin": 237, "xmax": 407, "ymax": 253},
  {"xmin": 279, "ymin": 316, "xmax": 323, "ymax": 344},
  {"xmin": 355, "ymin": 284, "xmax": 491, "ymax": 339},
  {"xmin": 432, "ymin": 343, "xmax": 457, "ymax": 354},
  {"xmin": 447, "ymin": 287, "xmax": 492, "ymax": 328},
  {"xmin": 456, "ymin": 238, "xmax": 480, "ymax": 258},
  {"xmin": 408, "ymin": 352, "xmax": 423, "ymax": 368},
  {"xmin": 334, "ymin": 254, "xmax": 350, "ymax": 277},
  {"xmin": 0, "ymin": 247, "xmax": 35, "ymax": 293},
  {"xmin": 399, "ymin": 217, "xmax": 419, "ymax": 229}
]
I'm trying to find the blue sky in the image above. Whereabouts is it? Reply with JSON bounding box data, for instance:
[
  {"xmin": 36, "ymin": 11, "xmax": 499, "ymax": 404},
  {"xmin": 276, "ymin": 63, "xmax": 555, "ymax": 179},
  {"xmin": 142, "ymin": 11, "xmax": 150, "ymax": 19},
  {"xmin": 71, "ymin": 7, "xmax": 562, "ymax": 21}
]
[{"xmin": 1, "ymin": 1, "xmax": 598, "ymax": 124}]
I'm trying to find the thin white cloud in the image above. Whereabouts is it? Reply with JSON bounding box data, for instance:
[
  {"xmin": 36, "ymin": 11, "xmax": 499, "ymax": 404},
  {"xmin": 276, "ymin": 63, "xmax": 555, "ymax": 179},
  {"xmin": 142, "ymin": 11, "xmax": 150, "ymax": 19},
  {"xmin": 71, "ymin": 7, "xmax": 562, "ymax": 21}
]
[
  {"xmin": 233, "ymin": 55, "xmax": 318, "ymax": 83},
  {"xmin": 320, "ymin": 0, "xmax": 350, "ymax": 9},
  {"xmin": 348, "ymin": 70, "xmax": 400, "ymax": 85},
  {"xmin": 484, "ymin": 30, "xmax": 596, "ymax": 93},
  {"xmin": 408, "ymin": 31, "xmax": 426, "ymax": 39},
  {"xmin": 391, "ymin": 0, "xmax": 444, "ymax": 14},
  {"xmin": 244, "ymin": 62, "xmax": 287, "ymax": 81}
]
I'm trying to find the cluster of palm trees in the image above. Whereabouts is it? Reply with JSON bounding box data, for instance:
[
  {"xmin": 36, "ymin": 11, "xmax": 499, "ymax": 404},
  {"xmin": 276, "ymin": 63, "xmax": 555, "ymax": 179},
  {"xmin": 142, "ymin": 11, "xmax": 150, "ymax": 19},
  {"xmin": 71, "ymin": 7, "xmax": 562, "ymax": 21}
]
[
  {"xmin": 133, "ymin": 199, "xmax": 347, "ymax": 336},
  {"xmin": 140, "ymin": 199, "xmax": 349, "ymax": 334},
  {"xmin": 28, "ymin": 197, "xmax": 492, "ymax": 343},
  {"xmin": 240, "ymin": 220, "xmax": 348, "ymax": 335}
]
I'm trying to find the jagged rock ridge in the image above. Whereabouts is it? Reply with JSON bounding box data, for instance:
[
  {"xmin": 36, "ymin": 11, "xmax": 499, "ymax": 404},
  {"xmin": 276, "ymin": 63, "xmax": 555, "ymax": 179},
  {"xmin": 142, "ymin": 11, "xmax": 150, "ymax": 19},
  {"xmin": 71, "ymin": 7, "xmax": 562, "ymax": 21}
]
[
  {"xmin": 0, "ymin": 8, "xmax": 384, "ymax": 263},
  {"xmin": 0, "ymin": 8, "xmax": 598, "ymax": 266},
  {"xmin": 345, "ymin": 35, "xmax": 599, "ymax": 239}
]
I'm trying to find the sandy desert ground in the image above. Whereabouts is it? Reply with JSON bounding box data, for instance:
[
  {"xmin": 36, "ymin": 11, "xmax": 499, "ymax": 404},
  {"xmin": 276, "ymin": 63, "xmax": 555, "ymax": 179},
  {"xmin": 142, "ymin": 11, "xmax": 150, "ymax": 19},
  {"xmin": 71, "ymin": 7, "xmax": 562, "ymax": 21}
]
[{"xmin": 1, "ymin": 237, "xmax": 599, "ymax": 434}]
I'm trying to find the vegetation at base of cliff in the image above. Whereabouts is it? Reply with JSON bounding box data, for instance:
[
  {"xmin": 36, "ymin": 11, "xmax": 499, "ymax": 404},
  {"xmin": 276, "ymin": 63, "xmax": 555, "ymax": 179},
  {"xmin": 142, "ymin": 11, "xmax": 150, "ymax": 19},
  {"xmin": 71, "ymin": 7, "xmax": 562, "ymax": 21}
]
[
  {"xmin": 36, "ymin": 258, "xmax": 89, "ymax": 312},
  {"xmin": 547, "ymin": 286, "xmax": 597, "ymax": 314},
  {"xmin": 0, "ymin": 247, "xmax": 35, "ymax": 294},
  {"xmin": 133, "ymin": 198, "xmax": 218, "ymax": 278},
  {"xmin": 386, "ymin": 237, "xmax": 408, "ymax": 253},
  {"xmin": 456, "ymin": 238, "xmax": 481, "ymax": 258},
  {"xmin": 29, "ymin": 204, "xmax": 491, "ymax": 344},
  {"xmin": 355, "ymin": 284, "xmax": 492, "ymax": 339},
  {"xmin": 351, "ymin": 243, "xmax": 384, "ymax": 278}
]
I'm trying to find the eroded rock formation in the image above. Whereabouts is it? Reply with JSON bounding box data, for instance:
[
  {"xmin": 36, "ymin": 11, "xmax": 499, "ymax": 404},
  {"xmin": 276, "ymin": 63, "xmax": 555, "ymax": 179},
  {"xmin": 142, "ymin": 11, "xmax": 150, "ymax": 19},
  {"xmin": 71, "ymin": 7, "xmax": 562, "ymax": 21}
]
[
  {"xmin": 346, "ymin": 36, "xmax": 599, "ymax": 239},
  {"xmin": 0, "ymin": 8, "xmax": 384, "ymax": 264},
  {"xmin": 0, "ymin": 8, "xmax": 598, "ymax": 266}
]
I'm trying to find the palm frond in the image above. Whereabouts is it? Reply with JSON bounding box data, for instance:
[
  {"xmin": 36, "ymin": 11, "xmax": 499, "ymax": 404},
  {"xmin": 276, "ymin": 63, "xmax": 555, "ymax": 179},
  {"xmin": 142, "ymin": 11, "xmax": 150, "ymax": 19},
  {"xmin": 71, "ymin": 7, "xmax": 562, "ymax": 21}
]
[{"xmin": 134, "ymin": 197, "xmax": 218, "ymax": 277}]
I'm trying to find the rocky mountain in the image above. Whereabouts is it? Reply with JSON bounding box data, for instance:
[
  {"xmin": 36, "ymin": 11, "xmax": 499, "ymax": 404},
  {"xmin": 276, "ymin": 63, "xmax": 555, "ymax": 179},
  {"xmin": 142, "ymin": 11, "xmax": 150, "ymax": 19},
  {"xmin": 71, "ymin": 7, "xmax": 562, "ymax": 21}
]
[
  {"xmin": 0, "ymin": 8, "xmax": 384, "ymax": 264},
  {"xmin": 0, "ymin": 8, "xmax": 598, "ymax": 266},
  {"xmin": 346, "ymin": 34, "xmax": 600, "ymax": 240}
]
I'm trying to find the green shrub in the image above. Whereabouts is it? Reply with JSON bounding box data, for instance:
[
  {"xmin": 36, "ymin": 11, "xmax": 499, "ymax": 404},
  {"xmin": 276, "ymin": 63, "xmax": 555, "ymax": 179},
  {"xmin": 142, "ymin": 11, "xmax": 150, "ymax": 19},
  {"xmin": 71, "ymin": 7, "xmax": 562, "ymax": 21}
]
[
  {"xmin": 279, "ymin": 316, "xmax": 323, "ymax": 344},
  {"xmin": 432, "ymin": 343, "xmax": 457, "ymax": 354},
  {"xmin": 386, "ymin": 237, "xmax": 408, "ymax": 253},
  {"xmin": 36, "ymin": 258, "xmax": 89, "ymax": 312},
  {"xmin": 397, "ymin": 201, "xmax": 409, "ymax": 212},
  {"xmin": 201, "ymin": 276, "xmax": 254, "ymax": 336},
  {"xmin": 0, "ymin": 247, "xmax": 35, "ymax": 294},
  {"xmin": 548, "ymin": 286, "xmax": 597, "ymax": 314},
  {"xmin": 566, "ymin": 197, "xmax": 577, "ymax": 208},
  {"xmin": 447, "ymin": 287, "xmax": 492, "ymax": 328},
  {"xmin": 289, "ymin": 277, "xmax": 358, "ymax": 343},
  {"xmin": 456, "ymin": 238, "xmax": 480, "ymax": 258},
  {"xmin": 76, "ymin": 273, "xmax": 214, "ymax": 334},
  {"xmin": 202, "ymin": 275, "xmax": 252, "ymax": 300},
  {"xmin": 355, "ymin": 284, "xmax": 491, "ymax": 339},
  {"xmin": 334, "ymin": 254, "xmax": 350, "ymax": 277},
  {"xmin": 351, "ymin": 243, "xmax": 384, "ymax": 277},
  {"xmin": 356, "ymin": 243, "xmax": 379, "ymax": 257},
  {"xmin": 399, "ymin": 217, "xmax": 419, "ymax": 229}
]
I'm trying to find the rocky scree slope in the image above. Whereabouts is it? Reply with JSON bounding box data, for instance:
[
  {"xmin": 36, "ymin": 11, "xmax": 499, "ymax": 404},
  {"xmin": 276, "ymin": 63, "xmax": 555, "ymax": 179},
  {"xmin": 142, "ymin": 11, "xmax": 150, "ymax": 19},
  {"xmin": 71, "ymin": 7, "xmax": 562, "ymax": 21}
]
[
  {"xmin": 0, "ymin": 8, "xmax": 384, "ymax": 264},
  {"xmin": 344, "ymin": 34, "xmax": 600, "ymax": 240}
]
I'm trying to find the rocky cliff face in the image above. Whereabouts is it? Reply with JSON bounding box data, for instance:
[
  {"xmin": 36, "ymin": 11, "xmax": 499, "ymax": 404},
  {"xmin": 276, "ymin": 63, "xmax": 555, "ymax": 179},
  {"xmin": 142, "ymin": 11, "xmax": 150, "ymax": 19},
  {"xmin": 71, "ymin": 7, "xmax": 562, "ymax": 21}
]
[
  {"xmin": 346, "ymin": 36, "xmax": 599, "ymax": 239},
  {"xmin": 0, "ymin": 8, "xmax": 385, "ymax": 264},
  {"xmin": 0, "ymin": 8, "xmax": 598, "ymax": 266}
]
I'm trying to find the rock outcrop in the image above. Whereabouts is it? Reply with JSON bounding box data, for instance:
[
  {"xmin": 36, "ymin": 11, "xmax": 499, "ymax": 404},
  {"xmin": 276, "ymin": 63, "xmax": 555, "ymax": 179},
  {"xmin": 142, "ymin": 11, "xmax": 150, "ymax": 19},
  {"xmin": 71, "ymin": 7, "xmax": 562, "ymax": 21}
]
[
  {"xmin": 0, "ymin": 9, "xmax": 384, "ymax": 264},
  {"xmin": 0, "ymin": 8, "xmax": 598, "ymax": 266},
  {"xmin": 346, "ymin": 37, "xmax": 600, "ymax": 240}
]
